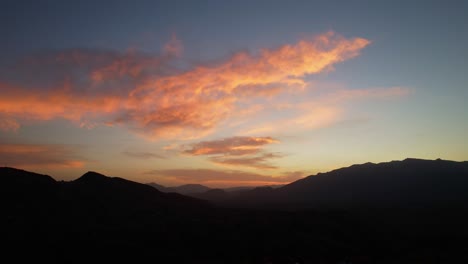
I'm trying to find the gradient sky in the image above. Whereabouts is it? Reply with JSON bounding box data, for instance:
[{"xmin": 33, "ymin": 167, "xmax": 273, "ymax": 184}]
[{"xmin": 1, "ymin": 0, "xmax": 467, "ymax": 187}]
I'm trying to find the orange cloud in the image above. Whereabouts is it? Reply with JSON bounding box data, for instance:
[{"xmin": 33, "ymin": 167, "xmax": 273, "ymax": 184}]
[
  {"xmin": 0, "ymin": 83, "xmax": 121, "ymax": 126},
  {"xmin": 0, "ymin": 117, "xmax": 20, "ymax": 132},
  {"xmin": 90, "ymin": 49, "xmax": 165, "ymax": 84},
  {"xmin": 184, "ymin": 136, "xmax": 279, "ymax": 156},
  {"xmin": 183, "ymin": 136, "xmax": 281, "ymax": 169},
  {"xmin": 241, "ymin": 86, "xmax": 410, "ymax": 135},
  {"xmin": 0, "ymin": 143, "xmax": 85, "ymax": 169},
  {"xmin": 123, "ymin": 151, "xmax": 166, "ymax": 159},
  {"xmin": 146, "ymin": 168, "xmax": 305, "ymax": 187},
  {"xmin": 163, "ymin": 33, "xmax": 183, "ymax": 57},
  {"xmin": 126, "ymin": 32, "xmax": 369, "ymax": 138},
  {"xmin": 0, "ymin": 32, "xmax": 370, "ymax": 139},
  {"xmin": 210, "ymin": 153, "xmax": 283, "ymax": 170}
]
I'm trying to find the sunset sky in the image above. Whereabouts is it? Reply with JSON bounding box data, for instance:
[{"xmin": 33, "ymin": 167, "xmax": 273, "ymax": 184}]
[{"xmin": 1, "ymin": 0, "xmax": 467, "ymax": 187}]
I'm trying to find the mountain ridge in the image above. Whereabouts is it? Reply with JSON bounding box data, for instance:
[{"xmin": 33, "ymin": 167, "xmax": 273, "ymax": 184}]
[
  {"xmin": 2, "ymin": 159, "xmax": 468, "ymax": 262},
  {"xmin": 245, "ymin": 158, "xmax": 468, "ymax": 209}
]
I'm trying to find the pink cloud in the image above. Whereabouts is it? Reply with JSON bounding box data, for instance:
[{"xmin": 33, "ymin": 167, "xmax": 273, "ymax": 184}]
[
  {"xmin": 210, "ymin": 153, "xmax": 283, "ymax": 170},
  {"xmin": 0, "ymin": 32, "xmax": 370, "ymax": 139},
  {"xmin": 0, "ymin": 117, "xmax": 20, "ymax": 132},
  {"xmin": 0, "ymin": 143, "xmax": 85, "ymax": 169},
  {"xmin": 123, "ymin": 151, "xmax": 166, "ymax": 159},
  {"xmin": 183, "ymin": 136, "xmax": 282, "ymax": 169},
  {"xmin": 184, "ymin": 136, "xmax": 278, "ymax": 156},
  {"xmin": 163, "ymin": 33, "xmax": 183, "ymax": 57},
  {"xmin": 241, "ymin": 86, "xmax": 411, "ymax": 135}
]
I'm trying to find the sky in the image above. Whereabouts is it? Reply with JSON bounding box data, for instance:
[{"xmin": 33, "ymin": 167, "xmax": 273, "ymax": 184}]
[{"xmin": 1, "ymin": 0, "xmax": 467, "ymax": 187}]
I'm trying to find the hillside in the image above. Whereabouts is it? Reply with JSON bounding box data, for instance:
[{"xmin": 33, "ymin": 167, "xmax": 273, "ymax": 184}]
[{"xmin": 2, "ymin": 160, "xmax": 468, "ymax": 263}]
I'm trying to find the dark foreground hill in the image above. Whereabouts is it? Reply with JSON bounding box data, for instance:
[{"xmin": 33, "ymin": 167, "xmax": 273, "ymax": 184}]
[
  {"xmin": 1, "ymin": 168, "xmax": 207, "ymax": 214},
  {"xmin": 1, "ymin": 168, "xmax": 211, "ymax": 262},
  {"xmin": 2, "ymin": 159, "xmax": 468, "ymax": 263}
]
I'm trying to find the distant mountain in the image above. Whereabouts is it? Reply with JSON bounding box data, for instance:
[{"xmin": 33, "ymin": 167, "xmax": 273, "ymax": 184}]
[
  {"xmin": 166, "ymin": 184, "xmax": 211, "ymax": 195},
  {"xmin": 228, "ymin": 158, "xmax": 468, "ymax": 209},
  {"xmin": 223, "ymin": 186, "xmax": 254, "ymax": 192},
  {"xmin": 146, "ymin": 183, "xmax": 285, "ymax": 196},
  {"xmin": 191, "ymin": 186, "xmax": 281, "ymax": 203},
  {"xmin": 146, "ymin": 182, "xmax": 170, "ymax": 192},
  {"xmin": 191, "ymin": 188, "xmax": 230, "ymax": 201},
  {"xmin": 6, "ymin": 158, "xmax": 467, "ymax": 211},
  {"xmin": 224, "ymin": 184, "xmax": 284, "ymax": 193},
  {"xmin": 146, "ymin": 183, "xmax": 211, "ymax": 194}
]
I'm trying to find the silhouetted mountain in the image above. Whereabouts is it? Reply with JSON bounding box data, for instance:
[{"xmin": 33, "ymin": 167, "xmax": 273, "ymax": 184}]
[
  {"xmin": 1, "ymin": 168, "xmax": 211, "ymax": 262},
  {"xmin": 146, "ymin": 183, "xmax": 285, "ymax": 198},
  {"xmin": 1, "ymin": 167, "xmax": 57, "ymax": 194},
  {"xmin": 1, "ymin": 167, "xmax": 208, "ymax": 224},
  {"xmin": 223, "ymin": 186, "xmax": 254, "ymax": 192},
  {"xmin": 223, "ymin": 184, "xmax": 285, "ymax": 193},
  {"xmin": 226, "ymin": 158, "xmax": 468, "ymax": 209},
  {"xmin": 191, "ymin": 188, "xmax": 230, "ymax": 201},
  {"xmin": 146, "ymin": 182, "xmax": 169, "ymax": 192},
  {"xmin": 64, "ymin": 171, "xmax": 207, "ymax": 214},
  {"xmin": 3, "ymin": 160, "xmax": 468, "ymax": 263},
  {"xmin": 0, "ymin": 167, "xmax": 58, "ymax": 213},
  {"xmin": 191, "ymin": 186, "xmax": 289, "ymax": 203},
  {"xmin": 146, "ymin": 183, "xmax": 212, "ymax": 194},
  {"xmin": 1, "ymin": 166, "xmax": 56, "ymax": 185},
  {"xmin": 166, "ymin": 184, "xmax": 211, "ymax": 194}
]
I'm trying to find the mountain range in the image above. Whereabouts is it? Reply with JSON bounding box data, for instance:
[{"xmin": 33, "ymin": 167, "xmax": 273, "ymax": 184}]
[
  {"xmin": 146, "ymin": 182, "xmax": 284, "ymax": 195},
  {"xmin": 2, "ymin": 158, "xmax": 468, "ymax": 263},
  {"xmin": 229, "ymin": 158, "xmax": 468, "ymax": 208},
  {"xmin": 147, "ymin": 158, "xmax": 468, "ymax": 209}
]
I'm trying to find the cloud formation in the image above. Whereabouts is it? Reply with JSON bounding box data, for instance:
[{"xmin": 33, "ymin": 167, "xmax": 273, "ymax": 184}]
[
  {"xmin": 241, "ymin": 86, "xmax": 410, "ymax": 135},
  {"xmin": 0, "ymin": 117, "xmax": 20, "ymax": 132},
  {"xmin": 163, "ymin": 34, "xmax": 183, "ymax": 57},
  {"xmin": 123, "ymin": 151, "xmax": 166, "ymax": 159},
  {"xmin": 184, "ymin": 136, "xmax": 281, "ymax": 169},
  {"xmin": 146, "ymin": 168, "xmax": 305, "ymax": 187},
  {"xmin": 0, "ymin": 32, "xmax": 370, "ymax": 139},
  {"xmin": 210, "ymin": 153, "xmax": 283, "ymax": 170},
  {"xmin": 184, "ymin": 136, "xmax": 278, "ymax": 156},
  {"xmin": 0, "ymin": 143, "xmax": 84, "ymax": 169}
]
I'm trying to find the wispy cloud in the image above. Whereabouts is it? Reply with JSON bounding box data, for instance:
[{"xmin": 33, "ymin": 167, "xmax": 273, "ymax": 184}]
[
  {"xmin": 184, "ymin": 136, "xmax": 281, "ymax": 169},
  {"xmin": 184, "ymin": 136, "xmax": 278, "ymax": 156},
  {"xmin": 210, "ymin": 153, "xmax": 284, "ymax": 170},
  {"xmin": 123, "ymin": 151, "xmax": 166, "ymax": 159},
  {"xmin": 0, "ymin": 143, "xmax": 85, "ymax": 169},
  {"xmin": 126, "ymin": 32, "xmax": 369, "ymax": 139},
  {"xmin": 146, "ymin": 168, "xmax": 306, "ymax": 187},
  {"xmin": 241, "ymin": 86, "xmax": 411, "ymax": 135},
  {"xmin": 163, "ymin": 33, "xmax": 183, "ymax": 57},
  {"xmin": 0, "ymin": 117, "xmax": 20, "ymax": 132},
  {"xmin": 0, "ymin": 32, "xmax": 370, "ymax": 139}
]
